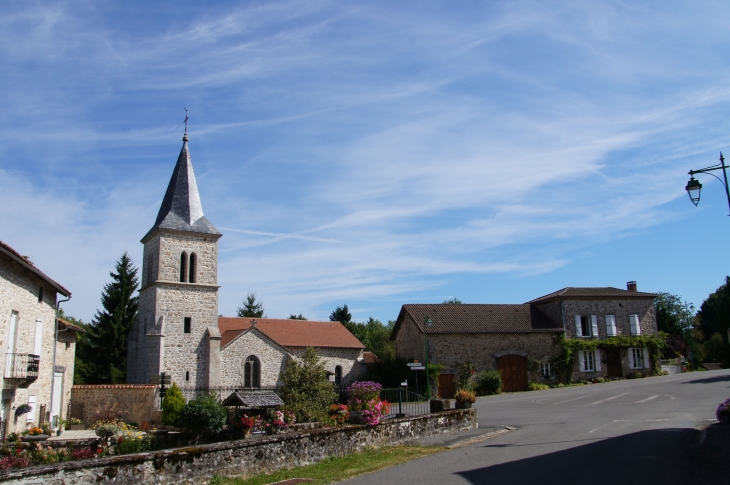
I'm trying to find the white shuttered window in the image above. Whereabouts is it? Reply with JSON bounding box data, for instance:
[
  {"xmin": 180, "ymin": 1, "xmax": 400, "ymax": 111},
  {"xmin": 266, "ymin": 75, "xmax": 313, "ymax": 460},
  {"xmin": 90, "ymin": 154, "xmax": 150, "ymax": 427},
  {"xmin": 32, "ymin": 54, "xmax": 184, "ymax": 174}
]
[
  {"xmin": 591, "ymin": 316, "xmax": 599, "ymax": 337},
  {"xmin": 630, "ymin": 348, "xmax": 645, "ymax": 369},
  {"xmin": 629, "ymin": 314, "xmax": 641, "ymax": 335},
  {"xmin": 33, "ymin": 319, "xmax": 43, "ymax": 356},
  {"xmin": 605, "ymin": 315, "xmax": 617, "ymax": 336},
  {"xmin": 594, "ymin": 350, "xmax": 602, "ymax": 371},
  {"xmin": 26, "ymin": 396, "xmax": 36, "ymax": 423},
  {"xmin": 575, "ymin": 315, "xmax": 582, "ymax": 337},
  {"xmin": 582, "ymin": 350, "xmax": 595, "ymax": 372}
]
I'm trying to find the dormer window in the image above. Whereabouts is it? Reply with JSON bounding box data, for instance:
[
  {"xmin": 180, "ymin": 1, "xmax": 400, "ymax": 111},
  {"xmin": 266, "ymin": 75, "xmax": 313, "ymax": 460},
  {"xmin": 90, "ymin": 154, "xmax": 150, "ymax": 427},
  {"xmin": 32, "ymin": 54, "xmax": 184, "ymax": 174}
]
[
  {"xmin": 180, "ymin": 252, "xmax": 188, "ymax": 282},
  {"xmin": 189, "ymin": 253, "xmax": 196, "ymax": 283}
]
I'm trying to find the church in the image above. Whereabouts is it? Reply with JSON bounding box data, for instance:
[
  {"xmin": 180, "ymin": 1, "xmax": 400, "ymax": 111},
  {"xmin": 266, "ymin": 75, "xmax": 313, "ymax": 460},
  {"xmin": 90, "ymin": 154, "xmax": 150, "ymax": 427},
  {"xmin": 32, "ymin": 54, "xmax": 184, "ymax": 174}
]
[{"xmin": 126, "ymin": 131, "xmax": 365, "ymax": 389}]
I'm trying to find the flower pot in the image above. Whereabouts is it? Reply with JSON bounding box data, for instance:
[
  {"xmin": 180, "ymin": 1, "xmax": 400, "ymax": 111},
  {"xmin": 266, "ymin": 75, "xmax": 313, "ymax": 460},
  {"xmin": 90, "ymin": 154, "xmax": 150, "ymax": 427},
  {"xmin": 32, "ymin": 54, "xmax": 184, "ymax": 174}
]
[
  {"xmin": 56, "ymin": 429, "xmax": 63, "ymax": 437},
  {"xmin": 455, "ymin": 401, "xmax": 472, "ymax": 409},
  {"xmin": 21, "ymin": 435, "xmax": 49, "ymax": 442},
  {"xmin": 69, "ymin": 425, "xmax": 85, "ymax": 431}
]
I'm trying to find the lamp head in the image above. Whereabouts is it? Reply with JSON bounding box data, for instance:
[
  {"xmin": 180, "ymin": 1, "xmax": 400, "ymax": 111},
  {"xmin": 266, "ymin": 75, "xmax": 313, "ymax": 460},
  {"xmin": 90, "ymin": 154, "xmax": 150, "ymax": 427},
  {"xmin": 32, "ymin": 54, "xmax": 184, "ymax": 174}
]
[{"xmin": 686, "ymin": 176, "xmax": 702, "ymax": 206}]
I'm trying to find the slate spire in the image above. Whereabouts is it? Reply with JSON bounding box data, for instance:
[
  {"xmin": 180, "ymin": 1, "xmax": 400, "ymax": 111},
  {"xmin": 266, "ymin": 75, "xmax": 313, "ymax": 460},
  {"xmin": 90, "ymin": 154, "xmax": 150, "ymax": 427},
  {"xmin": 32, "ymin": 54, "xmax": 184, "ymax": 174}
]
[{"xmin": 143, "ymin": 133, "xmax": 220, "ymax": 240}]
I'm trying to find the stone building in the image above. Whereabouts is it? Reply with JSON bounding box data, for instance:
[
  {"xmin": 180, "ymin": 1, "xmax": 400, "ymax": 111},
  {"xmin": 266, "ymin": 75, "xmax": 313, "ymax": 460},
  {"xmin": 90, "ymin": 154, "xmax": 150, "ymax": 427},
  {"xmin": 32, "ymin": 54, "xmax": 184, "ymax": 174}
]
[
  {"xmin": 391, "ymin": 282, "xmax": 658, "ymax": 396},
  {"xmin": 218, "ymin": 318, "xmax": 364, "ymax": 387},
  {"xmin": 0, "ymin": 240, "xmax": 83, "ymax": 436},
  {"xmin": 126, "ymin": 132, "xmax": 365, "ymax": 390}
]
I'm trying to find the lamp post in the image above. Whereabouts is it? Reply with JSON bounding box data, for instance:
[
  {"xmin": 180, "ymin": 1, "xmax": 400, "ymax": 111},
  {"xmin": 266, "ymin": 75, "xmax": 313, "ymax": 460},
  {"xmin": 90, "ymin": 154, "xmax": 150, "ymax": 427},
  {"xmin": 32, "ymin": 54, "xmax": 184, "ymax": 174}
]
[
  {"xmin": 423, "ymin": 316, "xmax": 433, "ymax": 398},
  {"xmin": 685, "ymin": 153, "xmax": 730, "ymax": 215}
]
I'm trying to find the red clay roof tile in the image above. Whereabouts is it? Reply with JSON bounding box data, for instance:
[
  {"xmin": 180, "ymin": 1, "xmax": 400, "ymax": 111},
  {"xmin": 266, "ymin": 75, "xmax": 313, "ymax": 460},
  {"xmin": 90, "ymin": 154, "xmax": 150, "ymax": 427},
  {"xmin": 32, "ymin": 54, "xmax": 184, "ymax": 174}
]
[{"xmin": 218, "ymin": 317, "xmax": 365, "ymax": 349}]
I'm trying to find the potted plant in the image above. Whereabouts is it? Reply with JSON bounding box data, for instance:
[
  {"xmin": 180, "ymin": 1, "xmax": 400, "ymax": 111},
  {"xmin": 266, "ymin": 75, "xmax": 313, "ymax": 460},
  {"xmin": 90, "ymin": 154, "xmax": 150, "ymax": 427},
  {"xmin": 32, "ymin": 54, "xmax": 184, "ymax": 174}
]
[
  {"xmin": 239, "ymin": 415, "xmax": 255, "ymax": 437},
  {"xmin": 67, "ymin": 418, "xmax": 85, "ymax": 430},
  {"xmin": 454, "ymin": 389, "xmax": 477, "ymax": 409},
  {"xmin": 14, "ymin": 404, "xmax": 31, "ymax": 421},
  {"xmin": 21, "ymin": 426, "xmax": 50, "ymax": 442}
]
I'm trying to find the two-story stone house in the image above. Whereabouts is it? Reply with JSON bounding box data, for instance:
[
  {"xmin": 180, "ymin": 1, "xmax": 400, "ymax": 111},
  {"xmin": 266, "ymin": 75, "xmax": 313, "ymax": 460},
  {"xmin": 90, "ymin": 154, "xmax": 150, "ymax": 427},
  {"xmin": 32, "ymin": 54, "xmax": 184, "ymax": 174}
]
[
  {"xmin": 391, "ymin": 282, "xmax": 658, "ymax": 396},
  {"xmin": 126, "ymin": 131, "xmax": 365, "ymax": 389},
  {"xmin": 0, "ymin": 241, "xmax": 82, "ymax": 436}
]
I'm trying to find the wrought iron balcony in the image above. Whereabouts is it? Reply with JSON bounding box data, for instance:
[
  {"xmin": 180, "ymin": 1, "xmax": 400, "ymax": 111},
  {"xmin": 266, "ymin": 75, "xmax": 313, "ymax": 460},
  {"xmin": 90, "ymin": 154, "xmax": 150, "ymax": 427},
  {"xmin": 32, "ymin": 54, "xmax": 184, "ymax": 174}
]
[{"xmin": 4, "ymin": 354, "xmax": 40, "ymax": 380}]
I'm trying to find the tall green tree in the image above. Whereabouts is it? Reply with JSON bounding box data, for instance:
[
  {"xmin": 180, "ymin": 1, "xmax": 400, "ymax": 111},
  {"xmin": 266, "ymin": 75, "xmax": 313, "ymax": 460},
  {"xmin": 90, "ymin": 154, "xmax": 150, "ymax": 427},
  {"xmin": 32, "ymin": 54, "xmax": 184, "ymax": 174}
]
[
  {"xmin": 289, "ymin": 314, "xmax": 307, "ymax": 320},
  {"xmin": 82, "ymin": 253, "xmax": 139, "ymax": 384},
  {"xmin": 278, "ymin": 347, "xmax": 338, "ymax": 423},
  {"xmin": 237, "ymin": 292, "xmax": 265, "ymax": 318},
  {"xmin": 329, "ymin": 304, "xmax": 352, "ymax": 324},
  {"xmin": 697, "ymin": 277, "xmax": 730, "ymax": 364},
  {"xmin": 654, "ymin": 293, "xmax": 694, "ymax": 335}
]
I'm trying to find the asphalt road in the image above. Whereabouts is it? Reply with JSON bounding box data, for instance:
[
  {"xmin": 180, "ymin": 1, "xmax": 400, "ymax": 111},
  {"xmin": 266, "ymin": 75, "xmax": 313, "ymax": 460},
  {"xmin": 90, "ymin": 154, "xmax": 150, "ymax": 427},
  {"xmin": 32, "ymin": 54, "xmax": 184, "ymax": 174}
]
[{"xmin": 337, "ymin": 370, "xmax": 730, "ymax": 485}]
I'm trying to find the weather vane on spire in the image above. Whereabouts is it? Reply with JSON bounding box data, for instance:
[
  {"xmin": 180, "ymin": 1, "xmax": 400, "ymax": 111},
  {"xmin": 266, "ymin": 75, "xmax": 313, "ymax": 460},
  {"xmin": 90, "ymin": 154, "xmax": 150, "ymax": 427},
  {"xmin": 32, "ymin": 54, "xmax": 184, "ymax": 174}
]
[{"xmin": 184, "ymin": 108, "xmax": 189, "ymax": 135}]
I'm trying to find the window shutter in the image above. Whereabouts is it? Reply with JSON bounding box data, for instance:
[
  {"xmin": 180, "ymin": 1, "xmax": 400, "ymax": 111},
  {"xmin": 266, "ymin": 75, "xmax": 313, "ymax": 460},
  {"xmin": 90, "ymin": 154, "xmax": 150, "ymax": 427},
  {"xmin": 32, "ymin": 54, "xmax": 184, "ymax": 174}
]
[
  {"xmin": 595, "ymin": 350, "xmax": 602, "ymax": 371},
  {"xmin": 643, "ymin": 348, "xmax": 650, "ymax": 369},
  {"xmin": 27, "ymin": 396, "xmax": 36, "ymax": 423},
  {"xmin": 630, "ymin": 314, "xmax": 640, "ymax": 335},
  {"xmin": 575, "ymin": 316, "xmax": 583, "ymax": 337},
  {"xmin": 33, "ymin": 320, "xmax": 43, "ymax": 356},
  {"xmin": 605, "ymin": 315, "xmax": 616, "ymax": 336},
  {"xmin": 578, "ymin": 350, "xmax": 585, "ymax": 372},
  {"xmin": 591, "ymin": 315, "xmax": 598, "ymax": 337}
]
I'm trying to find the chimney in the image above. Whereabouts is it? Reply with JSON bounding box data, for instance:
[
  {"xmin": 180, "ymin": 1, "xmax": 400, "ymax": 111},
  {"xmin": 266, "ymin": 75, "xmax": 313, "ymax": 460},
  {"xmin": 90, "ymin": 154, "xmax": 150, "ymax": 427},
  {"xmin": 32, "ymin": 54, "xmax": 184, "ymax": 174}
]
[
  {"xmin": 626, "ymin": 281, "xmax": 637, "ymax": 292},
  {"xmin": 251, "ymin": 319, "xmax": 257, "ymax": 327}
]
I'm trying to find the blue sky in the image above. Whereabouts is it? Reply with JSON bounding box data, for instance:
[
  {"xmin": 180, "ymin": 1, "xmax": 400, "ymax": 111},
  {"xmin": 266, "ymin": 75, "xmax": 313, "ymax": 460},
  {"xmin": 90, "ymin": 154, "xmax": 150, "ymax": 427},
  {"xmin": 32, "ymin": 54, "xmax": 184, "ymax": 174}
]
[{"xmin": 2, "ymin": 1, "xmax": 730, "ymax": 324}]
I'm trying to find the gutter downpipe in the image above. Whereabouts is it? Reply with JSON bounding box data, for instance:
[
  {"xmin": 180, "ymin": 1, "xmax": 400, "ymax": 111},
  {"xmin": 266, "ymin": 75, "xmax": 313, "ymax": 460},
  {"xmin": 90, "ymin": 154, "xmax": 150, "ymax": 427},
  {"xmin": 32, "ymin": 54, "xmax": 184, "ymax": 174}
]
[{"xmin": 50, "ymin": 294, "xmax": 71, "ymax": 428}]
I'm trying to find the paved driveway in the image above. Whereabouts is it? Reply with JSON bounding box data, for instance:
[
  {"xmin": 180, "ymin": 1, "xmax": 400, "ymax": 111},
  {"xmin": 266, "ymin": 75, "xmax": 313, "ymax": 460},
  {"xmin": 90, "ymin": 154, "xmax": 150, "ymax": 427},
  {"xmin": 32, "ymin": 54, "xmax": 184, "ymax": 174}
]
[{"xmin": 337, "ymin": 370, "xmax": 730, "ymax": 485}]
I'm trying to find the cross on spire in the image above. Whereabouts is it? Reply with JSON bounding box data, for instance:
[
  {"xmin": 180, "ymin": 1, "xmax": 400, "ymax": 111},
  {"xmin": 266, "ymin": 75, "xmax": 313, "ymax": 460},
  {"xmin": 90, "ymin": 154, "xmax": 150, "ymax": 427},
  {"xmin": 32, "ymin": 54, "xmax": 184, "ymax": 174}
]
[{"xmin": 184, "ymin": 108, "xmax": 189, "ymax": 135}]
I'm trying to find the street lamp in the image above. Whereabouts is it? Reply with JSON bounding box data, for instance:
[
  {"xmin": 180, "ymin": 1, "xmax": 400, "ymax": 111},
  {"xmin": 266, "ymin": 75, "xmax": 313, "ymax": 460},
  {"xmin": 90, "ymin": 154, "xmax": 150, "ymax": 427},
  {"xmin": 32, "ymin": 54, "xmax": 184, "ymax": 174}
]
[
  {"xmin": 686, "ymin": 153, "xmax": 730, "ymax": 215},
  {"xmin": 423, "ymin": 316, "xmax": 433, "ymax": 398}
]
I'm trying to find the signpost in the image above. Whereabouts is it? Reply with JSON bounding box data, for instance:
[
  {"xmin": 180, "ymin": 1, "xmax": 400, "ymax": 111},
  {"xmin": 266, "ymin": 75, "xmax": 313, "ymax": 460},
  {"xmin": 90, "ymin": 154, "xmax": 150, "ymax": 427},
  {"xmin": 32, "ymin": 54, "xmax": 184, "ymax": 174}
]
[
  {"xmin": 150, "ymin": 372, "xmax": 171, "ymax": 400},
  {"xmin": 407, "ymin": 362, "xmax": 425, "ymax": 396}
]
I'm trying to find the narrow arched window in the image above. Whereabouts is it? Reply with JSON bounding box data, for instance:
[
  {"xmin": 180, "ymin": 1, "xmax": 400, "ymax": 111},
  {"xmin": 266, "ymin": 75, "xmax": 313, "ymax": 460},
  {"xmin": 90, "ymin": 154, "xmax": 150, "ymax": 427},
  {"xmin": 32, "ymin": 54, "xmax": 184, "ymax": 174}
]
[
  {"xmin": 180, "ymin": 252, "xmax": 187, "ymax": 282},
  {"xmin": 334, "ymin": 366, "xmax": 342, "ymax": 385},
  {"xmin": 244, "ymin": 356, "xmax": 261, "ymax": 388},
  {"xmin": 189, "ymin": 253, "xmax": 196, "ymax": 283}
]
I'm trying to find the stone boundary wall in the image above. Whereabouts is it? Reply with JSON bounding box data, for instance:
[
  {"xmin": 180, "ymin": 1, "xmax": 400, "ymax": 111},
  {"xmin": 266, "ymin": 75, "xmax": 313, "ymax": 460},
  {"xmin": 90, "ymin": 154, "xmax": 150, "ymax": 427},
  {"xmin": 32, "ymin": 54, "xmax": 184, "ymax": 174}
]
[
  {"xmin": 71, "ymin": 385, "xmax": 162, "ymax": 427},
  {"xmin": 0, "ymin": 409, "xmax": 476, "ymax": 485}
]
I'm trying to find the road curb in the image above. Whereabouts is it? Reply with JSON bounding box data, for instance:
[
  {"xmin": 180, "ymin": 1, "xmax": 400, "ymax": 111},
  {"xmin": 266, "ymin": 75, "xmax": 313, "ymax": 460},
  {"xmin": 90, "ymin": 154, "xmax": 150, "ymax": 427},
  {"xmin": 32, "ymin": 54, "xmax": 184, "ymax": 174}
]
[{"xmin": 446, "ymin": 426, "xmax": 517, "ymax": 449}]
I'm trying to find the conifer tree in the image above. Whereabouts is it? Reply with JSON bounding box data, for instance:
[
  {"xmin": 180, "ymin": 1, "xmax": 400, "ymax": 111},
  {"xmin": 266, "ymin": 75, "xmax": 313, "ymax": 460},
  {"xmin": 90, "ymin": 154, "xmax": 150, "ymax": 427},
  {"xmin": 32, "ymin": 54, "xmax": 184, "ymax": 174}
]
[
  {"xmin": 237, "ymin": 292, "xmax": 265, "ymax": 318},
  {"xmin": 81, "ymin": 253, "xmax": 139, "ymax": 383}
]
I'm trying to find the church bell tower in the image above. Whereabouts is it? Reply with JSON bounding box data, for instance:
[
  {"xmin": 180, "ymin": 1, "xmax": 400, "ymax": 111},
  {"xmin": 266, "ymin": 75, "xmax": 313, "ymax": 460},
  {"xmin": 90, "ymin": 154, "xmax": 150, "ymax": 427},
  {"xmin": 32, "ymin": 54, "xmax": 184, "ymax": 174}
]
[{"xmin": 127, "ymin": 130, "xmax": 222, "ymax": 386}]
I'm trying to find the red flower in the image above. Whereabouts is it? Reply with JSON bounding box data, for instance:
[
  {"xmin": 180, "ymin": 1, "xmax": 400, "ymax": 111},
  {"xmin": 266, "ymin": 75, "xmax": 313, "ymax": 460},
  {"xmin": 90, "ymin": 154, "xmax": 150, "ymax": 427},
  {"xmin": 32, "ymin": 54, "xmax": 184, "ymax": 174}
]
[{"xmin": 118, "ymin": 437, "xmax": 123, "ymax": 444}]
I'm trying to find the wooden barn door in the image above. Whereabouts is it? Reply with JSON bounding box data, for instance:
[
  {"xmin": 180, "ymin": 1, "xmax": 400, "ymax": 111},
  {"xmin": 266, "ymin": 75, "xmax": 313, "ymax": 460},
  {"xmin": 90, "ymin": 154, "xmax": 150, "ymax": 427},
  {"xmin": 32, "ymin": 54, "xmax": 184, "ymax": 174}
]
[
  {"xmin": 497, "ymin": 355, "xmax": 528, "ymax": 392},
  {"xmin": 438, "ymin": 374, "xmax": 456, "ymax": 398}
]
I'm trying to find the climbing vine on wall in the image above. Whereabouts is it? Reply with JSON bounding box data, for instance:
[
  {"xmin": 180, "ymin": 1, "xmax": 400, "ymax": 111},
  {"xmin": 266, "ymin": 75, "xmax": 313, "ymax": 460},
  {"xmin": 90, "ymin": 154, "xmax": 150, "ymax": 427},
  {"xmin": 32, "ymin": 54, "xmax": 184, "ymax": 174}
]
[{"xmin": 549, "ymin": 332, "xmax": 668, "ymax": 382}]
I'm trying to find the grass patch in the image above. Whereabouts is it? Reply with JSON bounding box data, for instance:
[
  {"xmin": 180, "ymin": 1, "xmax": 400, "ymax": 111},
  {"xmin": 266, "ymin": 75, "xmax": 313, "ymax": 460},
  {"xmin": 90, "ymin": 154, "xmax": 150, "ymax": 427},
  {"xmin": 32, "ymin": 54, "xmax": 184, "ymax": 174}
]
[{"xmin": 212, "ymin": 445, "xmax": 445, "ymax": 485}]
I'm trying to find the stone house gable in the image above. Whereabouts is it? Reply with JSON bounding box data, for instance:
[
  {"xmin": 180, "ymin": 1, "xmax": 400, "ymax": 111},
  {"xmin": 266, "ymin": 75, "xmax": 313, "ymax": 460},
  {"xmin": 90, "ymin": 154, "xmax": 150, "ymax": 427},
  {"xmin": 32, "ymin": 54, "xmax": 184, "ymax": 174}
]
[
  {"xmin": 220, "ymin": 326, "xmax": 292, "ymax": 388},
  {"xmin": 0, "ymin": 240, "xmax": 79, "ymax": 434}
]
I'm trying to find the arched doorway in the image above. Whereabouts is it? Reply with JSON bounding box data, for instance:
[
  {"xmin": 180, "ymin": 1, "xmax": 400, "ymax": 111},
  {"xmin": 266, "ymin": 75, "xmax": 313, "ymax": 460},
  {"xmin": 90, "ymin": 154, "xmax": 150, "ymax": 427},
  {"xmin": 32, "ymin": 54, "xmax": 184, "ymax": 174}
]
[{"xmin": 497, "ymin": 354, "xmax": 528, "ymax": 392}]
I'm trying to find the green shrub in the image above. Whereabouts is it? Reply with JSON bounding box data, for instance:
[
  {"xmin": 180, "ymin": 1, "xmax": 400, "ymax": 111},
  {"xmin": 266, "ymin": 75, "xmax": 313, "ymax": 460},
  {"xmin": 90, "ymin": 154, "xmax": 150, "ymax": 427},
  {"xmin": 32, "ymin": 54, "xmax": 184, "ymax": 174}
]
[
  {"xmin": 527, "ymin": 382, "xmax": 550, "ymax": 391},
  {"xmin": 179, "ymin": 393, "xmax": 227, "ymax": 436},
  {"xmin": 162, "ymin": 383, "xmax": 185, "ymax": 426},
  {"xmin": 279, "ymin": 347, "xmax": 338, "ymax": 423},
  {"xmin": 477, "ymin": 370, "xmax": 502, "ymax": 395},
  {"xmin": 115, "ymin": 435, "xmax": 152, "ymax": 455}
]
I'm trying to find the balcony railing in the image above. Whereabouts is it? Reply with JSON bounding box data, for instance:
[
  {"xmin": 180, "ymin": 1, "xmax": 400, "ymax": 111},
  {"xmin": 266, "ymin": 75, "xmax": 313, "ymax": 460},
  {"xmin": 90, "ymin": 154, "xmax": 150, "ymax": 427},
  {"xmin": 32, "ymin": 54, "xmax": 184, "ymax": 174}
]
[{"xmin": 4, "ymin": 353, "xmax": 40, "ymax": 380}]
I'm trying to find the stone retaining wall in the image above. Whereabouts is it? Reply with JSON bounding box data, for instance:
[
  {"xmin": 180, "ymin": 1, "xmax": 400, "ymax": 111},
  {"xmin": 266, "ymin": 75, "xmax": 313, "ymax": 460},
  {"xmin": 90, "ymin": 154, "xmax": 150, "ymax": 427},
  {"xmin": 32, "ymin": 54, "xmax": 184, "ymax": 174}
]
[
  {"xmin": 0, "ymin": 409, "xmax": 476, "ymax": 484},
  {"xmin": 71, "ymin": 385, "xmax": 162, "ymax": 427}
]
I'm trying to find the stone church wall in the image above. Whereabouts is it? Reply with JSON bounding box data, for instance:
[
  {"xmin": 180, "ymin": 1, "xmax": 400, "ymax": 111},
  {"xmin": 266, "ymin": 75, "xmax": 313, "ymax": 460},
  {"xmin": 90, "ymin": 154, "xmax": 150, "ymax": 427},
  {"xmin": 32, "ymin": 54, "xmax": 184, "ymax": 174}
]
[
  {"xmin": 288, "ymin": 347, "xmax": 363, "ymax": 386},
  {"xmin": 219, "ymin": 329, "xmax": 290, "ymax": 387}
]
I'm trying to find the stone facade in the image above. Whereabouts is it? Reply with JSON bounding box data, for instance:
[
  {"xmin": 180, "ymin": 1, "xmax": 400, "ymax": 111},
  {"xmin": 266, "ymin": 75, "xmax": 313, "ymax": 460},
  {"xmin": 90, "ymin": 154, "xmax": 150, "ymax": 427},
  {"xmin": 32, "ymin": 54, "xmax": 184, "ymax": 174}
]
[
  {"xmin": 70, "ymin": 385, "xmax": 162, "ymax": 427},
  {"xmin": 127, "ymin": 230, "xmax": 221, "ymax": 387},
  {"xmin": 288, "ymin": 347, "xmax": 363, "ymax": 386},
  {"xmin": 220, "ymin": 329, "xmax": 291, "ymax": 387},
  {"xmin": 393, "ymin": 286, "xmax": 659, "ymax": 385},
  {"xmin": 0, "ymin": 244, "xmax": 78, "ymax": 435},
  {"xmin": 0, "ymin": 409, "xmax": 476, "ymax": 485}
]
